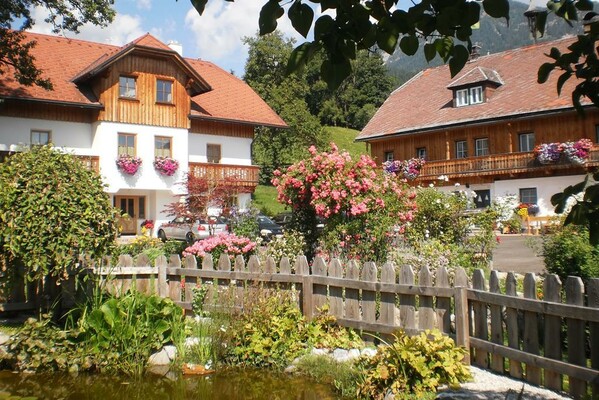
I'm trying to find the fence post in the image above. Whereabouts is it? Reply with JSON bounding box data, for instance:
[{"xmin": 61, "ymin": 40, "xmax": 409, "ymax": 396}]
[
  {"xmin": 566, "ymin": 276, "xmax": 587, "ymax": 399},
  {"xmin": 454, "ymin": 286, "xmax": 471, "ymax": 365},
  {"xmin": 587, "ymin": 278, "xmax": 599, "ymax": 398},
  {"xmin": 156, "ymin": 256, "xmax": 168, "ymax": 298}
]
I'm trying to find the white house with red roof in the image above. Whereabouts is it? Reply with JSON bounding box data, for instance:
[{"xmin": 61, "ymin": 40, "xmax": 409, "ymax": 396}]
[
  {"xmin": 0, "ymin": 32, "xmax": 287, "ymax": 235},
  {"xmin": 357, "ymin": 37, "xmax": 599, "ymax": 217}
]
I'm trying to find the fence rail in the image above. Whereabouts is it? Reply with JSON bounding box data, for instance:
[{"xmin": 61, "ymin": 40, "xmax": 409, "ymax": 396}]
[{"xmin": 4, "ymin": 253, "xmax": 599, "ymax": 399}]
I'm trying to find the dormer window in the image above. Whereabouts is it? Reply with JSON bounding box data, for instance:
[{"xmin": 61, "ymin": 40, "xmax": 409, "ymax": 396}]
[
  {"xmin": 119, "ymin": 76, "xmax": 136, "ymax": 98},
  {"xmin": 456, "ymin": 86, "xmax": 483, "ymax": 107}
]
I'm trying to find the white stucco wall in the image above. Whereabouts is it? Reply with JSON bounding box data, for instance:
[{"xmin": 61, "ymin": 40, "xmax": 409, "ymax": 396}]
[
  {"xmin": 93, "ymin": 122, "xmax": 188, "ymax": 194},
  {"xmin": 188, "ymin": 133, "xmax": 252, "ymax": 165},
  {"xmin": 0, "ymin": 116, "xmax": 92, "ymax": 153}
]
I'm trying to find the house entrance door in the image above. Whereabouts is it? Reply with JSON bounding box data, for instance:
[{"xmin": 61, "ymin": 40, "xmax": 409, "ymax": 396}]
[{"xmin": 116, "ymin": 196, "xmax": 139, "ymax": 235}]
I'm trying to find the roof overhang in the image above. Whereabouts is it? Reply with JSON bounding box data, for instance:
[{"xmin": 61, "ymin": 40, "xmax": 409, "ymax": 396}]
[
  {"xmin": 189, "ymin": 114, "xmax": 288, "ymax": 129},
  {"xmin": 72, "ymin": 45, "xmax": 211, "ymax": 96},
  {"xmin": 0, "ymin": 96, "xmax": 104, "ymax": 110},
  {"xmin": 356, "ymin": 106, "xmax": 593, "ymax": 142}
]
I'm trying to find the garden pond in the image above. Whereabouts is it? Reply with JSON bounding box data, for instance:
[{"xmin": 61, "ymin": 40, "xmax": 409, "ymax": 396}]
[{"xmin": 0, "ymin": 368, "xmax": 340, "ymax": 399}]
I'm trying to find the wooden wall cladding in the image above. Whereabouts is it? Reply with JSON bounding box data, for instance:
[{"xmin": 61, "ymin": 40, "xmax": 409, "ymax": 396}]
[
  {"xmin": 370, "ymin": 109, "xmax": 599, "ymax": 162},
  {"xmin": 0, "ymin": 101, "xmax": 96, "ymax": 123},
  {"xmin": 190, "ymin": 119, "xmax": 254, "ymax": 138},
  {"xmin": 94, "ymin": 55, "xmax": 191, "ymax": 129}
]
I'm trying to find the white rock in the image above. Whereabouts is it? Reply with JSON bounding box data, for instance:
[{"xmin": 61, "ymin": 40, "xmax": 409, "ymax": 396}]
[
  {"xmin": 284, "ymin": 365, "xmax": 297, "ymax": 373},
  {"xmin": 0, "ymin": 333, "xmax": 10, "ymax": 345},
  {"xmin": 348, "ymin": 348, "xmax": 361, "ymax": 360},
  {"xmin": 311, "ymin": 348, "xmax": 329, "ymax": 356},
  {"xmin": 185, "ymin": 337, "xmax": 200, "ymax": 347},
  {"xmin": 164, "ymin": 345, "xmax": 177, "ymax": 361},
  {"xmin": 148, "ymin": 348, "xmax": 171, "ymax": 366},
  {"xmin": 361, "ymin": 347, "xmax": 377, "ymax": 357},
  {"xmin": 331, "ymin": 348, "xmax": 349, "ymax": 362}
]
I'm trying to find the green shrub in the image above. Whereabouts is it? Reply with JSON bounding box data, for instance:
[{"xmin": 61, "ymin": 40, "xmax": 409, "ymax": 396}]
[
  {"xmin": 229, "ymin": 208, "xmax": 260, "ymax": 240},
  {"xmin": 264, "ymin": 230, "xmax": 306, "ymax": 265},
  {"xmin": 294, "ymin": 354, "xmax": 363, "ymax": 398},
  {"xmin": 182, "ymin": 318, "xmax": 218, "ymax": 367},
  {"xmin": 222, "ymin": 291, "xmax": 362, "ymax": 369},
  {"xmin": 543, "ymin": 225, "xmax": 599, "ymax": 282},
  {"xmin": 356, "ymin": 330, "xmax": 471, "ymax": 400}
]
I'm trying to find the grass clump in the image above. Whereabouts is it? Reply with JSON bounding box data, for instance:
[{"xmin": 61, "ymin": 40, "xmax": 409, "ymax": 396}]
[{"xmin": 294, "ymin": 354, "xmax": 363, "ymax": 398}]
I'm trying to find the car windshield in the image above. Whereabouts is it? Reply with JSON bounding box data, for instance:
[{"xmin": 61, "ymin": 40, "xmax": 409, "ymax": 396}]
[{"xmin": 258, "ymin": 216, "xmax": 274, "ymax": 224}]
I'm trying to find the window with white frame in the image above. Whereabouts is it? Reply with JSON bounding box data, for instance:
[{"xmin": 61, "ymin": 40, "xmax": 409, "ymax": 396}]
[
  {"xmin": 470, "ymin": 86, "xmax": 483, "ymax": 104},
  {"xmin": 456, "ymin": 89, "xmax": 469, "ymax": 107},
  {"xmin": 475, "ymin": 138, "xmax": 489, "ymax": 156},
  {"xmin": 31, "ymin": 130, "xmax": 50, "ymax": 145},
  {"xmin": 384, "ymin": 151, "xmax": 394, "ymax": 162},
  {"xmin": 519, "ymin": 188, "xmax": 537, "ymax": 204},
  {"xmin": 119, "ymin": 76, "xmax": 136, "ymax": 98},
  {"xmin": 156, "ymin": 79, "xmax": 173, "ymax": 103},
  {"xmin": 455, "ymin": 140, "xmax": 468, "ymax": 159},
  {"xmin": 519, "ymin": 132, "xmax": 535, "ymax": 152}
]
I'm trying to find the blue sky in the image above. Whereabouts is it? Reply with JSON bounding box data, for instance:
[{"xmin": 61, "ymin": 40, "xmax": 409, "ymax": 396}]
[{"xmin": 27, "ymin": 0, "xmax": 312, "ymax": 77}]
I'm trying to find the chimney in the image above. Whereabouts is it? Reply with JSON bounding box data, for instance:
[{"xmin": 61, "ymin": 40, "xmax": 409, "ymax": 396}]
[{"xmin": 168, "ymin": 40, "xmax": 183, "ymax": 56}]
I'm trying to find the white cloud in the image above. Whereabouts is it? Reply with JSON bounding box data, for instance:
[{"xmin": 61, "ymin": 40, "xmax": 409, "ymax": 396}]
[
  {"xmin": 137, "ymin": 0, "xmax": 152, "ymax": 10},
  {"xmin": 27, "ymin": 6, "xmax": 146, "ymax": 46},
  {"xmin": 184, "ymin": 1, "xmax": 309, "ymax": 71}
]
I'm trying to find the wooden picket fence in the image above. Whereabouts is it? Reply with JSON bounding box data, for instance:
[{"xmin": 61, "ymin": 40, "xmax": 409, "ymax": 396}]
[{"xmin": 13, "ymin": 253, "xmax": 599, "ymax": 399}]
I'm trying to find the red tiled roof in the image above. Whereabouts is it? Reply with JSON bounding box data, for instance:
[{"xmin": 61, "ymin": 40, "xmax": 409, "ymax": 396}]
[
  {"xmin": 447, "ymin": 66, "xmax": 503, "ymax": 88},
  {"xmin": 358, "ymin": 37, "xmax": 582, "ymax": 141},
  {"xmin": 0, "ymin": 31, "xmax": 287, "ymax": 128}
]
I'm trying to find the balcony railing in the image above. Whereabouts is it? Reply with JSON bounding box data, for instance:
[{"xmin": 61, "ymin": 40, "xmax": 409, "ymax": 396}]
[
  {"xmin": 418, "ymin": 146, "xmax": 599, "ymax": 180},
  {"xmin": 188, "ymin": 162, "xmax": 260, "ymax": 188}
]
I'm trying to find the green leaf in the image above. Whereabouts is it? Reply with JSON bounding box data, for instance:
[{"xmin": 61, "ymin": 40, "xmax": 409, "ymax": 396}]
[
  {"xmin": 424, "ymin": 42, "xmax": 436, "ymax": 63},
  {"xmin": 534, "ymin": 11, "xmax": 548, "ymax": 37},
  {"xmin": 314, "ymin": 15, "xmax": 334, "ymax": 41},
  {"xmin": 189, "ymin": 0, "xmax": 209, "ymax": 15},
  {"xmin": 259, "ymin": 0, "xmax": 284, "ymax": 35},
  {"xmin": 483, "ymin": 0, "xmax": 510, "ymax": 20},
  {"xmin": 321, "ymin": 57, "xmax": 352, "ymax": 90},
  {"xmin": 399, "ymin": 35, "xmax": 419, "ymax": 56},
  {"xmin": 289, "ymin": 0, "xmax": 314, "ymax": 38},
  {"xmin": 557, "ymin": 71, "xmax": 572, "ymax": 95},
  {"xmin": 564, "ymin": 203, "xmax": 589, "ymax": 226},
  {"xmin": 537, "ymin": 62, "xmax": 555, "ymax": 83},
  {"xmin": 376, "ymin": 17, "xmax": 399, "ymax": 54},
  {"xmin": 576, "ymin": 0, "xmax": 594, "ymax": 11},
  {"xmin": 286, "ymin": 42, "xmax": 315, "ymax": 75},
  {"xmin": 583, "ymin": 184, "xmax": 599, "ymax": 203},
  {"xmin": 449, "ymin": 45, "xmax": 469, "ymax": 77}
]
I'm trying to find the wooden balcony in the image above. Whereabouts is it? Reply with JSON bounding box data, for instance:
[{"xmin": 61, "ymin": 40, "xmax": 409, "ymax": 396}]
[
  {"xmin": 418, "ymin": 146, "xmax": 599, "ymax": 181},
  {"xmin": 188, "ymin": 162, "xmax": 260, "ymax": 188}
]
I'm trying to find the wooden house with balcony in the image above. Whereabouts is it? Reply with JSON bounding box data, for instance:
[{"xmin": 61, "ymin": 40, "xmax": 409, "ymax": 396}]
[
  {"xmin": 357, "ymin": 37, "xmax": 599, "ymax": 216},
  {"xmin": 0, "ymin": 32, "xmax": 286, "ymax": 235}
]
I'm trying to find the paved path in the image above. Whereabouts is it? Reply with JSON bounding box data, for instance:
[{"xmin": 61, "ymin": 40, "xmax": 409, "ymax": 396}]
[{"xmin": 491, "ymin": 234, "xmax": 545, "ymax": 274}]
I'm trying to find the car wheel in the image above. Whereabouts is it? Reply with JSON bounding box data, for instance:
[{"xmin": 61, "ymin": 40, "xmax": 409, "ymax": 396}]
[
  {"xmin": 186, "ymin": 232, "xmax": 195, "ymax": 245},
  {"xmin": 157, "ymin": 229, "xmax": 167, "ymax": 243}
]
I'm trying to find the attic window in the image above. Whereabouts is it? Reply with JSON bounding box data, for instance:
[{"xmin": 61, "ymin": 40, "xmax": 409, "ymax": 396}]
[
  {"xmin": 156, "ymin": 79, "xmax": 173, "ymax": 103},
  {"xmin": 119, "ymin": 76, "xmax": 136, "ymax": 98},
  {"xmin": 455, "ymin": 86, "xmax": 483, "ymax": 107}
]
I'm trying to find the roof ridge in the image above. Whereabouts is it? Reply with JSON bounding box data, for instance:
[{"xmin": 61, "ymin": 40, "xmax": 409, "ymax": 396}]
[{"xmin": 24, "ymin": 30, "xmax": 119, "ymax": 51}]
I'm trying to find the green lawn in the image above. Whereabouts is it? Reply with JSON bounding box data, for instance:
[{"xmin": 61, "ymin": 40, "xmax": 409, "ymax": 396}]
[{"xmin": 253, "ymin": 126, "xmax": 367, "ymax": 217}]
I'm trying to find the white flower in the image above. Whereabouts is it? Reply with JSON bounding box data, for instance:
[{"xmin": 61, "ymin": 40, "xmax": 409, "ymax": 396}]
[
  {"xmin": 429, "ymin": 183, "xmax": 434, "ymax": 187},
  {"xmin": 454, "ymin": 183, "xmax": 461, "ymax": 187}
]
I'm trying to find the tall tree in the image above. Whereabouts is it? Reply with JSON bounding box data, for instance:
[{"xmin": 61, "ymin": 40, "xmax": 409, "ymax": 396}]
[
  {"xmin": 1, "ymin": 1, "xmax": 115, "ymax": 89},
  {"xmin": 243, "ymin": 32, "xmax": 326, "ymax": 183}
]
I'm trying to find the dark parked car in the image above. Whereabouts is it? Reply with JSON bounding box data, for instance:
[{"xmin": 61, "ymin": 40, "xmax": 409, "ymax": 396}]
[
  {"xmin": 272, "ymin": 212, "xmax": 293, "ymax": 227},
  {"xmin": 257, "ymin": 215, "xmax": 283, "ymax": 241}
]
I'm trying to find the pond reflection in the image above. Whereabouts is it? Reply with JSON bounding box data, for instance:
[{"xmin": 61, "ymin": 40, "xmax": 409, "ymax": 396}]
[{"xmin": 0, "ymin": 369, "xmax": 340, "ymax": 400}]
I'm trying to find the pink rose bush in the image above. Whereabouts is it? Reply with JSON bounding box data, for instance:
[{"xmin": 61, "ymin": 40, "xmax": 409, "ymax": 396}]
[
  {"xmin": 183, "ymin": 232, "xmax": 257, "ymax": 263},
  {"xmin": 273, "ymin": 143, "xmax": 417, "ymax": 262},
  {"xmin": 116, "ymin": 154, "xmax": 142, "ymax": 175},
  {"xmin": 153, "ymin": 156, "xmax": 179, "ymax": 176}
]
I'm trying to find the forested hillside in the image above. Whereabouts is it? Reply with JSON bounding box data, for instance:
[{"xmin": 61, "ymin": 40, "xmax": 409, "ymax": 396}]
[{"xmin": 386, "ymin": 1, "xmax": 583, "ymax": 84}]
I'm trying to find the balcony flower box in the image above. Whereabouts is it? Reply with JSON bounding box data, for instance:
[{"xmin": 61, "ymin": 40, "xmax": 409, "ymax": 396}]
[
  {"xmin": 153, "ymin": 156, "xmax": 179, "ymax": 176},
  {"xmin": 563, "ymin": 138, "xmax": 593, "ymax": 165},
  {"xmin": 383, "ymin": 158, "xmax": 425, "ymax": 180},
  {"xmin": 116, "ymin": 154, "xmax": 142, "ymax": 175},
  {"xmin": 534, "ymin": 143, "xmax": 562, "ymax": 164}
]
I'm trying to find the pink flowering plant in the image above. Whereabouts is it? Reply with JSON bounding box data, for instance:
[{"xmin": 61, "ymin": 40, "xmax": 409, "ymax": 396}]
[
  {"xmin": 563, "ymin": 138, "xmax": 593, "ymax": 165},
  {"xmin": 116, "ymin": 154, "xmax": 142, "ymax": 175},
  {"xmin": 153, "ymin": 156, "xmax": 179, "ymax": 176},
  {"xmin": 273, "ymin": 143, "xmax": 417, "ymax": 262},
  {"xmin": 534, "ymin": 143, "xmax": 562, "ymax": 164},
  {"xmin": 183, "ymin": 232, "xmax": 257, "ymax": 263}
]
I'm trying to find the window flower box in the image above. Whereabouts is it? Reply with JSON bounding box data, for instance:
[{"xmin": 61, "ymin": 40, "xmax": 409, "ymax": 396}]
[
  {"xmin": 563, "ymin": 138, "xmax": 593, "ymax": 165},
  {"xmin": 534, "ymin": 143, "xmax": 562, "ymax": 164},
  {"xmin": 383, "ymin": 158, "xmax": 425, "ymax": 180},
  {"xmin": 153, "ymin": 156, "xmax": 179, "ymax": 176},
  {"xmin": 116, "ymin": 154, "xmax": 142, "ymax": 175}
]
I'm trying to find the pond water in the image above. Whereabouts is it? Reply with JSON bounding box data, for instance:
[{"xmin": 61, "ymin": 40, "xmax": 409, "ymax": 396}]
[{"xmin": 0, "ymin": 369, "xmax": 340, "ymax": 400}]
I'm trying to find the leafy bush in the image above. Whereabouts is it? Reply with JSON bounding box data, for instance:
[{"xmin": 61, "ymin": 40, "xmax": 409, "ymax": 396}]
[
  {"xmin": 264, "ymin": 230, "xmax": 306, "ymax": 265},
  {"xmin": 542, "ymin": 225, "xmax": 599, "ymax": 282},
  {"xmin": 3, "ymin": 291, "xmax": 185, "ymax": 375},
  {"xmin": 294, "ymin": 354, "xmax": 363, "ymax": 398},
  {"xmin": 222, "ymin": 291, "xmax": 362, "ymax": 369},
  {"xmin": 0, "ymin": 145, "xmax": 117, "ymax": 285},
  {"xmin": 229, "ymin": 208, "xmax": 260, "ymax": 240},
  {"xmin": 356, "ymin": 330, "xmax": 471, "ymax": 399}
]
